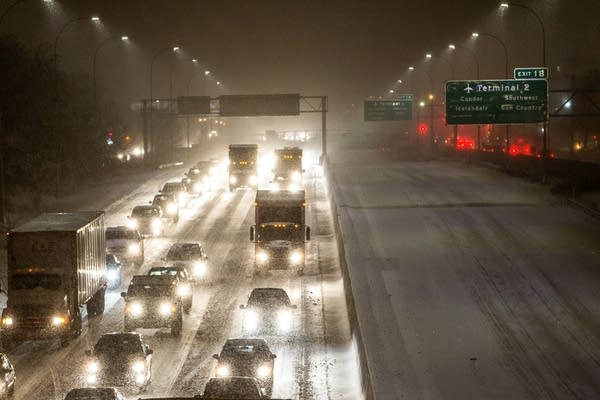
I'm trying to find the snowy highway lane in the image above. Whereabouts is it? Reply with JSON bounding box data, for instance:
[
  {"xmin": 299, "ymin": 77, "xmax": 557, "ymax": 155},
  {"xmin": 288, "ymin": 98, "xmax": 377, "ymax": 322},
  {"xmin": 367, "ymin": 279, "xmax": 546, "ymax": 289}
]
[
  {"xmin": 329, "ymin": 149, "xmax": 600, "ymax": 400},
  {"xmin": 5, "ymin": 152, "xmax": 363, "ymax": 400}
]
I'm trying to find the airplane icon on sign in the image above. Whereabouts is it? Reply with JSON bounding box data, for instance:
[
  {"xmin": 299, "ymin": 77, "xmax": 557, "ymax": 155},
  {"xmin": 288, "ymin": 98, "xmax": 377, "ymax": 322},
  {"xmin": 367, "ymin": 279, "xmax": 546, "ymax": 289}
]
[{"xmin": 464, "ymin": 83, "xmax": 474, "ymax": 93}]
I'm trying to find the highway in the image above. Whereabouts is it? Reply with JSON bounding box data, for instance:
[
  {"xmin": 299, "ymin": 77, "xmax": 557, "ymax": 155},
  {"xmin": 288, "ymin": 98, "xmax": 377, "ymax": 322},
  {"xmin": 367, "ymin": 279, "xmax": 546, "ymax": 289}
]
[
  {"xmin": 3, "ymin": 148, "xmax": 363, "ymax": 400},
  {"xmin": 329, "ymin": 147, "xmax": 600, "ymax": 400}
]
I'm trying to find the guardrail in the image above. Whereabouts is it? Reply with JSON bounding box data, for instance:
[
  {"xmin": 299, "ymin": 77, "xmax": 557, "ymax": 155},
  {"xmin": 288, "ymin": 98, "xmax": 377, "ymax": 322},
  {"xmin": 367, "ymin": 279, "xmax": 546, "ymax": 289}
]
[{"xmin": 322, "ymin": 155, "xmax": 375, "ymax": 400}]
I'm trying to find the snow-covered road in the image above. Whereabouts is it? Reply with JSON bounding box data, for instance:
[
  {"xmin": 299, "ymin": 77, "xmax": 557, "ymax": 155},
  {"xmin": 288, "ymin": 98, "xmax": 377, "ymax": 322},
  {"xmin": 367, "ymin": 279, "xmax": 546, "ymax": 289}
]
[
  {"xmin": 2, "ymin": 147, "xmax": 363, "ymax": 400},
  {"xmin": 328, "ymin": 149, "xmax": 600, "ymax": 400}
]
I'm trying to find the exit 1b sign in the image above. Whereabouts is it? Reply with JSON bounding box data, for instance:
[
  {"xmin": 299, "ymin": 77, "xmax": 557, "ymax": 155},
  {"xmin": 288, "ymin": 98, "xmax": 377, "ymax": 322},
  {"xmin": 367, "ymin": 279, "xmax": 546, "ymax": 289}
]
[{"xmin": 514, "ymin": 67, "xmax": 548, "ymax": 80}]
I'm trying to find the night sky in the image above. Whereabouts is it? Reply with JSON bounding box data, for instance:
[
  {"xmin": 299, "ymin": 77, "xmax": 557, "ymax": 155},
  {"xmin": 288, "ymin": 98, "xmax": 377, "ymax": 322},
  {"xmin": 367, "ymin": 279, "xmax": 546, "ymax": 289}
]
[{"xmin": 2, "ymin": 0, "xmax": 599, "ymax": 128}]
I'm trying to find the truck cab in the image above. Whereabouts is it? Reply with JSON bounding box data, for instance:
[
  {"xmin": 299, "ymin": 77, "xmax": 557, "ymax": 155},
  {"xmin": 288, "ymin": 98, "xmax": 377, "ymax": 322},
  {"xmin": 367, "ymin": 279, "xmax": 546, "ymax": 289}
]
[
  {"xmin": 228, "ymin": 144, "xmax": 258, "ymax": 191},
  {"xmin": 1, "ymin": 212, "xmax": 107, "ymax": 347},
  {"xmin": 250, "ymin": 190, "xmax": 310, "ymax": 274},
  {"xmin": 272, "ymin": 147, "xmax": 303, "ymax": 191}
]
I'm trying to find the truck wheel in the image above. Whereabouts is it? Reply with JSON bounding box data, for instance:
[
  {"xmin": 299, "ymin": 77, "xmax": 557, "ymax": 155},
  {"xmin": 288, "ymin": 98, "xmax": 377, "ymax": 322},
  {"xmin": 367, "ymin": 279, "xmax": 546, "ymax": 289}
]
[
  {"xmin": 72, "ymin": 309, "xmax": 82, "ymax": 338},
  {"xmin": 87, "ymin": 288, "xmax": 106, "ymax": 317},
  {"xmin": 124, "ymin": 319, "xmax": 135, "ymax": 332},
  {"xmin": 171, "ymin": 315, "xmax": 182, "ymax": 337},
  {"xmin": 184, "ymin": 298, "xmax": 192, "ymax": 314}
]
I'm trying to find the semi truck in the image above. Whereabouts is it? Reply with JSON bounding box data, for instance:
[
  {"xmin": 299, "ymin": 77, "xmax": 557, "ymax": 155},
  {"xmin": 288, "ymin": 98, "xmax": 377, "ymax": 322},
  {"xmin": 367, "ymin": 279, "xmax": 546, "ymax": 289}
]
[
  {"xmin": 1, "ymin": 212, "xmax": 107, "ymax": 346},
  {"xmin": 228, "ymin": 144, "xmax": 258, "ymax": 191},
  {"xmin": 250, "ymin": 190, "xmax": 310, "ymax": 274},
  {"xmin": 272, "ymin": 147, "xmax": 303, "ymax": 191}
]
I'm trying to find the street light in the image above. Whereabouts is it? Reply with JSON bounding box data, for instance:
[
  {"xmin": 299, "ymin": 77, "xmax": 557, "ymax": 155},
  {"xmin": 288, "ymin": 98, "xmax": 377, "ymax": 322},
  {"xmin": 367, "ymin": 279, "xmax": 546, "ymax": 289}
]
[
  {"xmin": 409, "ymin": 66, "xmax": 435, "ymax": 154},
  {"xmin": 148, "ymin": 45, "xmax": 180, "ymax": 165},
  {"xmin": 471, "ymin": 31, "xmax": 508, "ymax": 78},
  {"xmin": 92, "ymin": 35, "xmax": 129, "ymax": 140},
  {"xmin": 448, "ymin": 42, "xmax": 482, "ymax": 149},
  {"xmin": 472, "ymin": 31, "xmax": 511, "ymax": 153},
  {"xmin": 499, "ymin": 2, "xmax": 548, "ymax": 156},
  {"xmin": 0, "ymin": 0, "xmax": 53, "ymax": 25},
  {"xmin": 53, "ymin": 15, "xmax": 101, "ymax": 194}
]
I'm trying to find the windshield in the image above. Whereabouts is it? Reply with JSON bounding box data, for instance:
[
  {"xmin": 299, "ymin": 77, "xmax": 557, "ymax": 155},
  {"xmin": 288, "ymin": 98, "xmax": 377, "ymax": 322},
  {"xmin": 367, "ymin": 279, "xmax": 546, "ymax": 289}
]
[
  {"xmin": 162, "ymin": 183, "xmax": 182, "ymax": 192},
  {"xmin": 65, "ymin": 389, "xmax": 117, "ymax": 400},
  {"xmin": 166, "ymin": 247, "xmax": 201, "ymax": 260},
  {"xmin": 258, "ymin": 224, "xmax": 304, "ymax": 241},
  {"xmin": 257, "ymin": 206, "xmax": 302, "ymax": 223},
  {"xmin": 149, "ymin": 268, "xmax": 179, "ymax": 277},
  {"xmin": 132, "ymin": 207, "xmax": 158, "ymax": 218},
  {"xmin": 203, "ymin": 379, "xmax": 261, "ymax": 399},
  {"xmin": 248, "ymin": 290, "xmax": 290, "ymax": 307},
  {"xmin": 106, "ymin": 229, "xmax": 137, "ymax": 240},
  {"xmin": 94, "ymin": 336, "xmax": 142, "ymax": 356},
  {"xmin": 10, "ymin": 273, "xmax": 61, "ymax": 290},
  {"xmin": 127, "ymin": 284, "xmax": 173, "ymax": 297}
]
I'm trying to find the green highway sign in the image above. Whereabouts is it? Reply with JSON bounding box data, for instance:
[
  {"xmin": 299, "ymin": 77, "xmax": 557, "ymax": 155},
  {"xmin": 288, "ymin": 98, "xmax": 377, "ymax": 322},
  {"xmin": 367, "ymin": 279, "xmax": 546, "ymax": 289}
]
[
  {"xmin": 514, "ymin": 67, "xmax": 548, "ymax": 80},
  {"xmin": 364, "ymin": 95, "xmax": 413, "ymax": 121},
  {"xmin": 445, "ymin": 80, "xmax": 548, "ymax": 125}
]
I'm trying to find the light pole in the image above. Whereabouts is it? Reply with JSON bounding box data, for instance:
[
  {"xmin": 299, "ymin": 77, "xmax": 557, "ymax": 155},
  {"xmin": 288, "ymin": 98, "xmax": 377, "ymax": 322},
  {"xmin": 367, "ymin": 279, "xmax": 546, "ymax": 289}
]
[
  {"xmin": 449, "ymin": 43, "xmax": 482, "ymax": 149},
  {"xmin": 93, "ymin": 35, "xmax": 129, "ymax": 134},
  {"xmin": 148, "ymin": 46, "xmax": 180, "ymax": 166},
  {"xmin": 427, "ymin": 53, "xmax": 456, "ymax": 151},
  {"xmin": 0, "ymin": 0, "xmax": 52, "ymax": 25},
  {"xmin": 409, "ymin": 66, "xmax": 435, "ymax": 155},
  {"xmin": 53, "ymin": 15, "xmax": 101, "ymax": 195},
  {"xmin": 500, "ymin": 2, "xmax": 549, "ymax": 157},
  {"xmin": 472, "ymin": 31, "xmax": 511, "ymax": 154}
]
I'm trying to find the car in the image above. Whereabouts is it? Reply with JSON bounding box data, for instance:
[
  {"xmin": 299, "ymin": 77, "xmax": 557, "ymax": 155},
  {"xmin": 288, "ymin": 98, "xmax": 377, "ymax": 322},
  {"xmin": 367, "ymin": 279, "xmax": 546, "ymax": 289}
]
[
  {"xmin": 200, "ymin": 376, "xmax": 268, "ymax": 399},
  {"xmin": 160, "ymin": 181, "xmax": 188, "ymax": 207},
  {"xmin": 128, "ymin": 205, "xmax": 163, "ymax": 237},
  {"xmin": 0, "ymin": 353, "xmax": 15, "ymax": 399},
  {"xmin": 164, "ymin": 242, "xmax": 209, "ymax": 280},
  {"xmin": 151, "ymin": 193, "xmax": 179, "ymax": 223},
  {"xmin": 84, "ymin": 332, "xmax": 152, "ymax": 391},
  {"xmin": 147, "ymin": 265, "xmax": 194, "ymax": 313},
  {"xmin": 185, "ymin": 166, "xmax": 211, "ymax": 194},
  {"xmin": 212, "ymin": 338, "xmax": 276, "ymax": 393},
  {"xmin": 106, "ymin": 254, "xmax": 123, "ymax": 289},
  {"xmin": 64, "ymin": 387, "xmax": 127, "ymax": 400},
  {"xmin": 106, "ymin": 226, "xmax": 144, "ymax": 266},
  {"xmin": 121, "ymin": 275, "xmax": 183, "ymax": 336},
  {"xmin": 240, "ymin": 288, "xmax": 296, "ymax": 334}
]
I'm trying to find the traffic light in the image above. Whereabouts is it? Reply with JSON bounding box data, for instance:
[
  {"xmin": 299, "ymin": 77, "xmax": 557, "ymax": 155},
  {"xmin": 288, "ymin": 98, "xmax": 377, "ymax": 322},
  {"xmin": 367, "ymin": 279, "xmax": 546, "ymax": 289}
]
[{"xmin": 418, "ymin": 123, "xmax": 429, "ymax": 135}]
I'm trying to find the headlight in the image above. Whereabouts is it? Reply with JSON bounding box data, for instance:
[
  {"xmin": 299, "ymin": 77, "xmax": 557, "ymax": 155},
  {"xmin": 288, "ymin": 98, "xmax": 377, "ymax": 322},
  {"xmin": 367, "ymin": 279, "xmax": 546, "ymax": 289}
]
[
  {"xmin": 277, "ymin": 309, "xmax": 292, "ymax": 332},
  {"xmin": 87, "ymin": 361, "xmax": 100, "ymax": 374},
  {"xmin": 107, "ymin": 269, "xmax": 119, "ymax": 282},
  {"xmin": 178, "ymin": 193, "xmax": 187, "ymax": 203},
  {"xmin": 257, "ymin": 251, "xmax": 268, "ymax": 263},
  {"xmin": 291, "ymin": 171, "xmax": 301, "ymax": 182},
  {"xmin": 1, "ymin": 316, "xmax": 14, "ymax": 327},
  {"xmin": 249, "ymin": 175, "xmax": 257, "ymax": 186},
  {"xmin": 193, "ymin": 261, "xmax": 207, "ymax": 277},
  {"xmin": 243, "ymin": 310, "xmax": 259, "ymax": 331},
  {"xmin": 216, "ymin": 365, "xmax": 230, "ymax": 377},
  {"xmin": 288, "ymin": 183, "xmax": 300, "ymax": 192},
  {"xmin": 256, "ymin": 365, "xmax": 272, "ymax": 378},
  {"xmin": 128, "ymin": 243, "xmax": 140, "ymax": 255},
  {"xmin": 135, "ymin": 373, "xmax": 146, "ymax": 384},
  {"xmin": 127, "ymin": 219, "xmax": 138, "ymax": 229},
  {"xmin": 229, "ymin": 176, "xmax": 237, "ymax": 184},
  {"xmin": 152, "ymin": 218, "xmax": 162, "ymax": 235},
  {"xmin": 193, "ymin": 182, "xmax": 202, "ymax": 193},
  {"xmin": 159, "ymin": 302, "xmax": 174, "ymax": 316},
  {"xmin": 177, "ymin": 283, "xmax": 191, "ymax": 297},
  {"xmin": 167, "ymin": 203, "xmax": 178, "ymax": 214},
  {"xmin": 271, "ymin": 183, "xmax": 280, "ymax": 192},
  {"xmin": 131, "ymin": 361, "xmax": 145, "ymax": 373},
  {"xmin": 51, "ymin": 315, "xmax": 67, "ymax": 326},
  {"xmin": 127, "ymin": 302, "xmax": 143, "ymax": 317},
  {"xmin": 290, "ymin": 251, "xmax": 303, "ymax": 264},
  {"xmin": 86, "ymin": 374, "xmax": 97, "ymax": 384}
]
